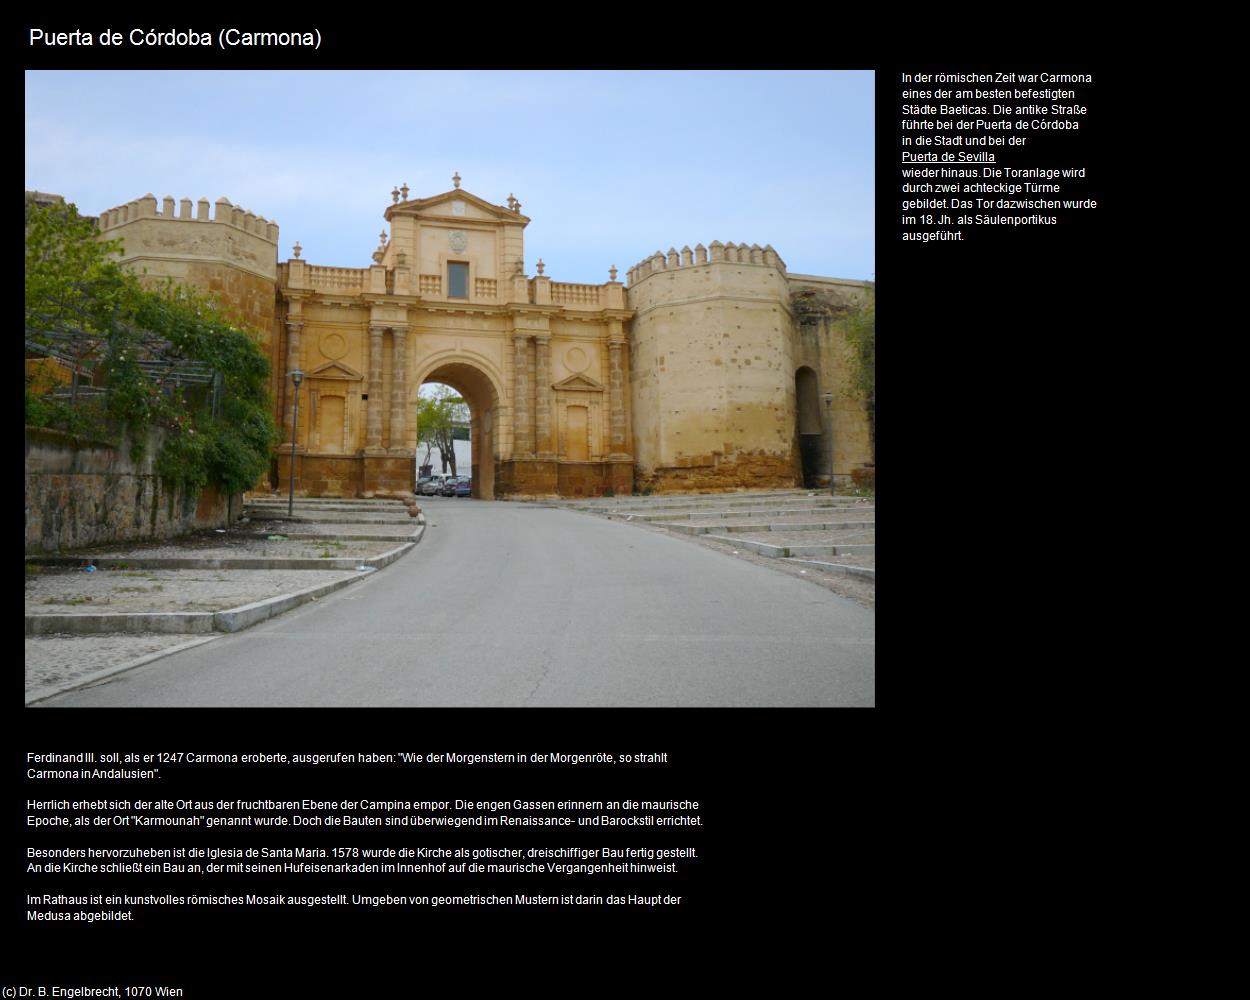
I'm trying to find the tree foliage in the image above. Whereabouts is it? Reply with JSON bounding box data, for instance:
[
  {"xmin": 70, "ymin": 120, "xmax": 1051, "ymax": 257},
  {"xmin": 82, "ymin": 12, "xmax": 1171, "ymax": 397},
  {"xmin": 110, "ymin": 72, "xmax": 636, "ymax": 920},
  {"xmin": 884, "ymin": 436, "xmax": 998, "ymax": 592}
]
[
  {"xmin": 417, "ymin": 384, "xmax": 467, "ymax": 476},
  {"xmin": 24, "ymin": 200, "xmax": 277, "ymax": 494},
  {"xmin": 25, "ymin": 200, "xmax": 130, "ymax": 346},
  {"xmin": 843, "ymin": 291, "xmax": 875, "ymax": 458}
]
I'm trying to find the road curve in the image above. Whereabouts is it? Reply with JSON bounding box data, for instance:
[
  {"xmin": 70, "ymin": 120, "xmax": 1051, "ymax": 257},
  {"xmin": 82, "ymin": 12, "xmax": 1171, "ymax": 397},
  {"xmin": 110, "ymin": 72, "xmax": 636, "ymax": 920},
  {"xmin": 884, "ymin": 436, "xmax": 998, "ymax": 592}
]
[{"xmin": 42, "ymin": 498, "xmax": 875, "ymax": 707}]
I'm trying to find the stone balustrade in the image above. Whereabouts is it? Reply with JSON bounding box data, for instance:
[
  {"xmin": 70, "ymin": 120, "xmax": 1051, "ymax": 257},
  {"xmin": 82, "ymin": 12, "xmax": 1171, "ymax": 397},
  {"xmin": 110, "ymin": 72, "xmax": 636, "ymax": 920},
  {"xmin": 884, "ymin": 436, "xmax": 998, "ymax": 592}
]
[
  {"xmin": 549, "ymin": 282, "xmax": 602, "ymax": 307},
  {"xmin": 306, "ymin": 265, "xmax": 366, "ymax": 292}
]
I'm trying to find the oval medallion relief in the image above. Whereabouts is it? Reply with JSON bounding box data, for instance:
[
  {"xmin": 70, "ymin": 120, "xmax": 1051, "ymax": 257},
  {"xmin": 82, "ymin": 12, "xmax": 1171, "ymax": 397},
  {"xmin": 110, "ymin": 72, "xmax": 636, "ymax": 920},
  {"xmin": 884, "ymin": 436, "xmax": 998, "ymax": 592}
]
[
  {"xmin": 319, "ymin": 332, "xmax": 348, "ymax": 361},
  {"xmin": 449, "ymin": 230, "xmax": 468, "ymax": 253},
  {"xmin": 564, "ymin": 347, "xmax": 589, "ymax": 373}
]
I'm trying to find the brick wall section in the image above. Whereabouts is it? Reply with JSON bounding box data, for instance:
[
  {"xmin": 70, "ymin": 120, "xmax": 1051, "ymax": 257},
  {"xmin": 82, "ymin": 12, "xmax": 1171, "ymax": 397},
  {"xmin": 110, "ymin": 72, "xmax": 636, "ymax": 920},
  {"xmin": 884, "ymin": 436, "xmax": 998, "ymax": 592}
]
[{"xmin": 24, "ymin": 426, "xmax": 236, "ymax": 554}]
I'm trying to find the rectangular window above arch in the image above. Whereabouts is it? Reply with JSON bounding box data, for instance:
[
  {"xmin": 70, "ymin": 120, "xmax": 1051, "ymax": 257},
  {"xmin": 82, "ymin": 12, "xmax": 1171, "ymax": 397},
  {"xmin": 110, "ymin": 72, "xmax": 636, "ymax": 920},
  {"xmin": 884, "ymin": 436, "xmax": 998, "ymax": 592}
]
[{"xmin": 448, "ymin": 262, "xmax": 468, "ymax": 299}]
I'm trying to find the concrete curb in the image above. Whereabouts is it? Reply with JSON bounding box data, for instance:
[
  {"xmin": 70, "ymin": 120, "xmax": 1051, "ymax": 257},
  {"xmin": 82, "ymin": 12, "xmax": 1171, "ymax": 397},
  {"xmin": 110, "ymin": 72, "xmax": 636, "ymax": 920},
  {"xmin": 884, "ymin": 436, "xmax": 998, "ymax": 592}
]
[
  {"xmin": 211, "ymin": 572, "xmax": 376, "ymax": 632},
  {"xmin": 247, "ymin": 515, "xmax": 416, "ymax": 524},
  {"xmin": 24, "ymin": 635, "xmax": 223, "ymax": 706},
  {"xmin": 279, "ymin": 532, "xmax": 417, "ymax": 542},
  {"xmin": 26, "ymin": 572, "xmax": 371, "ymax": 636},
  {"xmin": 700, "ymin": 530, "xmax": 875, "ymax": 555},
  {"xmin": 594, "ymin": 499, "xmax": 866, "ymax": 516},
  {"xmin": 783, "ymin": 559, "xmax": 876, "ymax": 581},
  {"xmin": 25, "ymin": 522, "xmax": 425, "ymax": 637},
  {"xmin": 661, "ymin": 519, "xmax": 875, "ymax": 536},
  {"xmin": 702, "ymin": 534, "xmax": 874, "ymax": 559},
  {"xmin": 619, "ymin": 504, "xmax": 870, "ymax": 523}
]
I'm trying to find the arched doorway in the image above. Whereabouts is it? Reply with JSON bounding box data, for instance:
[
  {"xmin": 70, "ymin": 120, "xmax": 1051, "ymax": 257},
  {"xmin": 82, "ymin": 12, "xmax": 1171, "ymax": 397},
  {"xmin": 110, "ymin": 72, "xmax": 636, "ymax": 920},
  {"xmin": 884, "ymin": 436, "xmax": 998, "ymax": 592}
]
[
  {"xmin": 411, "ymin": 356, "xmax": 503, "ymax": 500},
  {"xmin": 795, "ymin": 366, "xmax": 825, "ymax": 488}
]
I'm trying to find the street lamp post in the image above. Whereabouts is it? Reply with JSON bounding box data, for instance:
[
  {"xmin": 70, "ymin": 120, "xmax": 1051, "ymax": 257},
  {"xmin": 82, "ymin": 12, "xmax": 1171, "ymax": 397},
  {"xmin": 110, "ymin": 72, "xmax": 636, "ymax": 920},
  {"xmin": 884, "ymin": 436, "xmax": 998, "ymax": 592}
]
[
  {"xmin": 288, "ymin": 369, "xmax": 304, "ymax": 517},
  {"xmin": 822, "ymin": 391, "xmax": 834, "ymax": 496}
]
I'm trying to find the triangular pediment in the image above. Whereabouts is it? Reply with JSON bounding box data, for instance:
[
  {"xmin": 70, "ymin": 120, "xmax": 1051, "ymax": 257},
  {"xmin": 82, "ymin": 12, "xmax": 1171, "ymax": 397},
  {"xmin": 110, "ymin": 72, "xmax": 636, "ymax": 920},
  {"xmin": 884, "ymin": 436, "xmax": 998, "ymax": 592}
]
[
  {"xmin": 552, "ymin": 373, "xmax": 605, "ymax": 392},
  {"xmin": 308, "ymin": 361, "xmax": 363, "ymax": 380},
  {"xmin": 385, "ymin": 188, "xmax": 530, "ymax": 225}
]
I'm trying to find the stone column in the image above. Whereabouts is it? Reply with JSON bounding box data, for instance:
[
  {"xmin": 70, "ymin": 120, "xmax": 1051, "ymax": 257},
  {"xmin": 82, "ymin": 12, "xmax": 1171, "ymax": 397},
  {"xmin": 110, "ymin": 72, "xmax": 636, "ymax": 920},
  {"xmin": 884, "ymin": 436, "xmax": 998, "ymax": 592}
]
[
  {"xmin": 512, "ymin": 335, "xmax": 531, "ymax": 458},
  {"xmin": 284, "ymin": 320, "xmax": 303, "ymax": 444},
  {"xmin": 365, "ymin": 324, "xmax": 385, "ymax": 451},
  {"xmin": 608, "ymin": 339, "xmax": 629, "ymax": 458},
  {"xmin": 389, "ymin": 326, "xmax": 409, "ymax": 452},
  {"xmin": 534, "ymin": 335, "xmax": 552, "ymax": 458}
]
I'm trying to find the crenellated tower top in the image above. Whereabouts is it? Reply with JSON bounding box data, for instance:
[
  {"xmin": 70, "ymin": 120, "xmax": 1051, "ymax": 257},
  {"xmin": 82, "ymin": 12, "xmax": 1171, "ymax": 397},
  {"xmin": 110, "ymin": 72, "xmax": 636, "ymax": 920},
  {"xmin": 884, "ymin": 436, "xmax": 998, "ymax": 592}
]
[{"xmin": 625, "ymin": 241, "xmax": 785, "ymax": 287}]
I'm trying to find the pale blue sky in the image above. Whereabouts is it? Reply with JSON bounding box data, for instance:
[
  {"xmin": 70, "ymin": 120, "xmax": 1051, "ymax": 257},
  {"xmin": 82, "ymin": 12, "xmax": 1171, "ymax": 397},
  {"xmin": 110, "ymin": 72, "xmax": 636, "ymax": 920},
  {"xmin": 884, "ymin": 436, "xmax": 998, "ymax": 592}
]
[{"xmin": 26, "ymin": 70, "xmax": 874, "ymax": 283}]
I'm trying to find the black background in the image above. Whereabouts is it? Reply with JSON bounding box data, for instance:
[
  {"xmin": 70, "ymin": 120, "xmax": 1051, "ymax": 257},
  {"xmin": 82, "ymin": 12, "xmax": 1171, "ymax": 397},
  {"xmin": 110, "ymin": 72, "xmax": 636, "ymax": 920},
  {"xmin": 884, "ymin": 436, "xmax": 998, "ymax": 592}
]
[{"xmin": 19, "ymin": 19, "xmax": 1112, "ymax": 991}]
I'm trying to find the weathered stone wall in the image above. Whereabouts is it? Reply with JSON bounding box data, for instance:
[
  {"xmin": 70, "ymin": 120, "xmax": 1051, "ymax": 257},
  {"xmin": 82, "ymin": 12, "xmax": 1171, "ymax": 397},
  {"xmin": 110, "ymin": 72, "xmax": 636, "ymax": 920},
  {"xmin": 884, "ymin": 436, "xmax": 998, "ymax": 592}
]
[
  {"xmin": 627, "ymin": 246, "xmax": 797, "ymax": 492},
  {"xmin": 98, "ymin": 193, "xmax": 278, "ymax": 330},
  {"xmin": 25, "ymin": 426, "xmax": 236, "ymax": 554},
  {"xmin": 788, "ymin": 275, "xmax": 874, "ymax": 491}
]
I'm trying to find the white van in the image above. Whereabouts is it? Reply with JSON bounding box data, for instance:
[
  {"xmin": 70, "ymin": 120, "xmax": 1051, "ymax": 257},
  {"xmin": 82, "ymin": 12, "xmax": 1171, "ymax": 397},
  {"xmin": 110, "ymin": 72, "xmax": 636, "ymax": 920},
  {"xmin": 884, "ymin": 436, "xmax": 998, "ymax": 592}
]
[{"xmin": 419, "ymin": 472, "xmax": 456, "ymax": 496}]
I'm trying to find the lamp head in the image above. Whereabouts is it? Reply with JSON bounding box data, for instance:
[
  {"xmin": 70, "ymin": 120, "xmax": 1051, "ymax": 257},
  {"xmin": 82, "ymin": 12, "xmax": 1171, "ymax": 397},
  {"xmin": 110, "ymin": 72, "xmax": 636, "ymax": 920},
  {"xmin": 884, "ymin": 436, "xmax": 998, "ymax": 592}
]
[{"xmin": 291, "ymin": 369, "xmax": 304, "ymax": 387}]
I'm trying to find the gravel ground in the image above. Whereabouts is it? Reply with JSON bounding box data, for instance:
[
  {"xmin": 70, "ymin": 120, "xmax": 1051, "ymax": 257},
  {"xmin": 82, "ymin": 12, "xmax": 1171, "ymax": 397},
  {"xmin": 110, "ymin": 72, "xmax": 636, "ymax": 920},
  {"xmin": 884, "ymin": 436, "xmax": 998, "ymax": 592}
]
[
  {"xmin": 25, "ymin": 567, "xmax": 359, "ymax": 613},
  {"xmin": 67, "ymin": 540, "xmax": 385, "ymax": 562},
  {"xmin": 24, "ymin": 502, "xmax": 416, "ymax": 699},
  {"xmin": 25, "ymin": 633, "xmax": 216, "ymax": 697},
  {"xmin": 731, "ymin": 529, "xmax": 877, "ymax": 547},
  {"xmin": 280, "ymin": 522, "xmax": 420, "ymax": 538},
  {"xmin": 596, "ymin": 517, "xmax": 875, "ymax": 608},
  {"xmin": 796, "ymin": 551, "xmax": 875, "ymax": 568},
  {"xmin": 679, "ymin": 513, "xmax": 876, "ymax": 528},
  {"xmin": 40, "ymin": 529, "xmax": 400, "ymax": 561},
  {"xmin": 583, "ymin": 494, "xmax": 877, "ymax": 608},
  {"xmin": 689, "ymin": 531, "xmax": 874, "ymax": 607}
]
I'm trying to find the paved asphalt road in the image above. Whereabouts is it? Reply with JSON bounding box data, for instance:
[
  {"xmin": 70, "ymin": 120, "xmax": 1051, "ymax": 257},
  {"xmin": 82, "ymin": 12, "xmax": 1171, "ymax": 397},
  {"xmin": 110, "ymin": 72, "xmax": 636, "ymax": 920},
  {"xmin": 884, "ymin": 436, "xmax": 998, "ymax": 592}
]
[{"xmin": 42, "ymin": 498, "xmax": 875, "ymax": 707}]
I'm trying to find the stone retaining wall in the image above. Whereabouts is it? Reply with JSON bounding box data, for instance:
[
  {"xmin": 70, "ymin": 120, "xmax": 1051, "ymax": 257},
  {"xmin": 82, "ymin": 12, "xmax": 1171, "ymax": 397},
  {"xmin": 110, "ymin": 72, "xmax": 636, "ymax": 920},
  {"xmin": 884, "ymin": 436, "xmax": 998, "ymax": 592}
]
[{"xmin": 25, "ymin": 426, "xmax": 237, "ymax": 553}]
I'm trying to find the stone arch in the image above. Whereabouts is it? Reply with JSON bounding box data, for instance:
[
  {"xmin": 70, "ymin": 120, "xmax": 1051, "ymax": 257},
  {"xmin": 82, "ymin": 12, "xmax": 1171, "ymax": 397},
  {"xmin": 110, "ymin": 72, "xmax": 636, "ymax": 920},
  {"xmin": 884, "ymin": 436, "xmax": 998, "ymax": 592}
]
[
  {"xmin": 410, "ymin": 353, "xmax": 505, "ymax": 500},
  {"xmin": 795, "ymin": 365, "xmax": 825, "ymax": 488}
]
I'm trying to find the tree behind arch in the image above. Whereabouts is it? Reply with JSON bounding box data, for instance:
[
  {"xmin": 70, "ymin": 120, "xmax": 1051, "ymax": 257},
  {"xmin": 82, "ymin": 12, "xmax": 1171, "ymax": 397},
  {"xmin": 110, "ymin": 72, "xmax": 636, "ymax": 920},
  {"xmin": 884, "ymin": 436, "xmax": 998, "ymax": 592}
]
[{"xmin": 417, "ymin": 385, "xmax": 467, "ymax": 476}]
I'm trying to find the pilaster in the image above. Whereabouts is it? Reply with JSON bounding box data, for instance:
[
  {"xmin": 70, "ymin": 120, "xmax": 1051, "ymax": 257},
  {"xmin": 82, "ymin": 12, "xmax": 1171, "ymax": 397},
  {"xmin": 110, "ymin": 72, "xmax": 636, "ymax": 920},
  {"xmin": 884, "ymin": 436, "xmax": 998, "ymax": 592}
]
[
  {"xmin": 364, "ymin": 324, "xmax": 386, "ymax": 453},
  {"xmin": 607, "ymin": 337, "xmax": 630, "ymax": 460},
  {"xmin": 512, "ymin": 334, "xmax": 532, "ymax": 459},
  {"xmin": 534, "ymin": 335, "xmax": 553, "ymax": 458},
  {"xmin": 389, "ymin": 326, "xmax": 411, "ymax": 454},
  {"xmin": 284, "ymin": 320, "xmax": 303, "ymax": 443}
]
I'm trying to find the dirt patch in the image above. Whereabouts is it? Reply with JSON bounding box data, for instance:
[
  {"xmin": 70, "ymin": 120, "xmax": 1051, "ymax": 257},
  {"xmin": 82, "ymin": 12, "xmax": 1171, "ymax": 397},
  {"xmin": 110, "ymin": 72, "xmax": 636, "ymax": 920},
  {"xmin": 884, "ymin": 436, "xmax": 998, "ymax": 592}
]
[{"xmin": 25, "ymin": 567, "xmax": 358, "ymax": 614}]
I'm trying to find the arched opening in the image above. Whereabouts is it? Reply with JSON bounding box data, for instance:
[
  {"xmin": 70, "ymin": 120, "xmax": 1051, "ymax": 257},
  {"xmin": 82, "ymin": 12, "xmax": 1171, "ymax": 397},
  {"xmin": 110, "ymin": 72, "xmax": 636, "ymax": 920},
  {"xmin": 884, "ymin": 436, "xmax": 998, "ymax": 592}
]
[
  {"xmin": 795, "ymin": 366, "xmax": 825, "ymax": 488},
  {"xmin": 412, "ymin": 358, "xmax": 502, "ymax": 500},
  {"xmin": 417, "ymin": 383, "xmax": 470, "ymax": 480}
]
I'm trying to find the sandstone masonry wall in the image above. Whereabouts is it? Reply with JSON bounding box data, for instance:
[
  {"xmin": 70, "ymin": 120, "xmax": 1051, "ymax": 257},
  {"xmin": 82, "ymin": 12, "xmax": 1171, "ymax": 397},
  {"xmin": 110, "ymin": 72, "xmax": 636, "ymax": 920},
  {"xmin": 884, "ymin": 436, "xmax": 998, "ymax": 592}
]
[
  {"xmin": 25, "ymin": 426, "xmax": 236, "ymax": 554},
  {"xmin": 627, "ymin": 243, "xmax": 798, "ymax": 491},
  {"xmin": 788, "ymin": 275, "xmax": 874, "ymax": 489}
]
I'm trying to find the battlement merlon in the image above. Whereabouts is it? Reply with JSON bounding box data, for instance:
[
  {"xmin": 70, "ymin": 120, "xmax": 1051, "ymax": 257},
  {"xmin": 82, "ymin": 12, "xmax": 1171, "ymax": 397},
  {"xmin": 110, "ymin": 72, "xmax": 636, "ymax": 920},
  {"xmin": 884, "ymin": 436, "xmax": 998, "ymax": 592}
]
[
  {"xmin": 97, "ymin": 193, "xmax": 279, "ymax": 283},
  {"xmin": 98, "ymin": 193, "xmax": 279, "ymax": 243},
  {"xmin": 625, "ymin": 241, "xmax": 786, "ymax": 287}
]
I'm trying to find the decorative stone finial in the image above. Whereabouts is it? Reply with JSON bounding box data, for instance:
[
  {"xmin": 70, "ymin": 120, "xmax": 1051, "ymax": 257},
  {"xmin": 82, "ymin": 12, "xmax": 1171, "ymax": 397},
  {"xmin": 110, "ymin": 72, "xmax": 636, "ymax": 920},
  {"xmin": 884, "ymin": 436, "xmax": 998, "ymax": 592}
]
[
  {"xmin": 452, "ymin": 172, "xmax": 462, "ymax": 189},
  {"xmin": 507, "ymin": 193, "xmax": 519, "ymax": 211},
  {"xmin": 536, "ymin": 259, "xmax": 545, "ymax": 276},
  {"xmin": 379, "ymin": 230, "xmax": 387, "ymax": 243},
  {"xmin": 609, "ymin": 265, "xmax": 618, "ymax": 282},
  {"xmin": 400, "ymin": 183, "xmax": 409, "ymax": 200},
  {"xmin": 391, "ymin": 186, "xmax": 400, "ymax": 204},
  {"xmin": 292, "ymin": 241, "xmax": 302, "ymax": 258}
]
